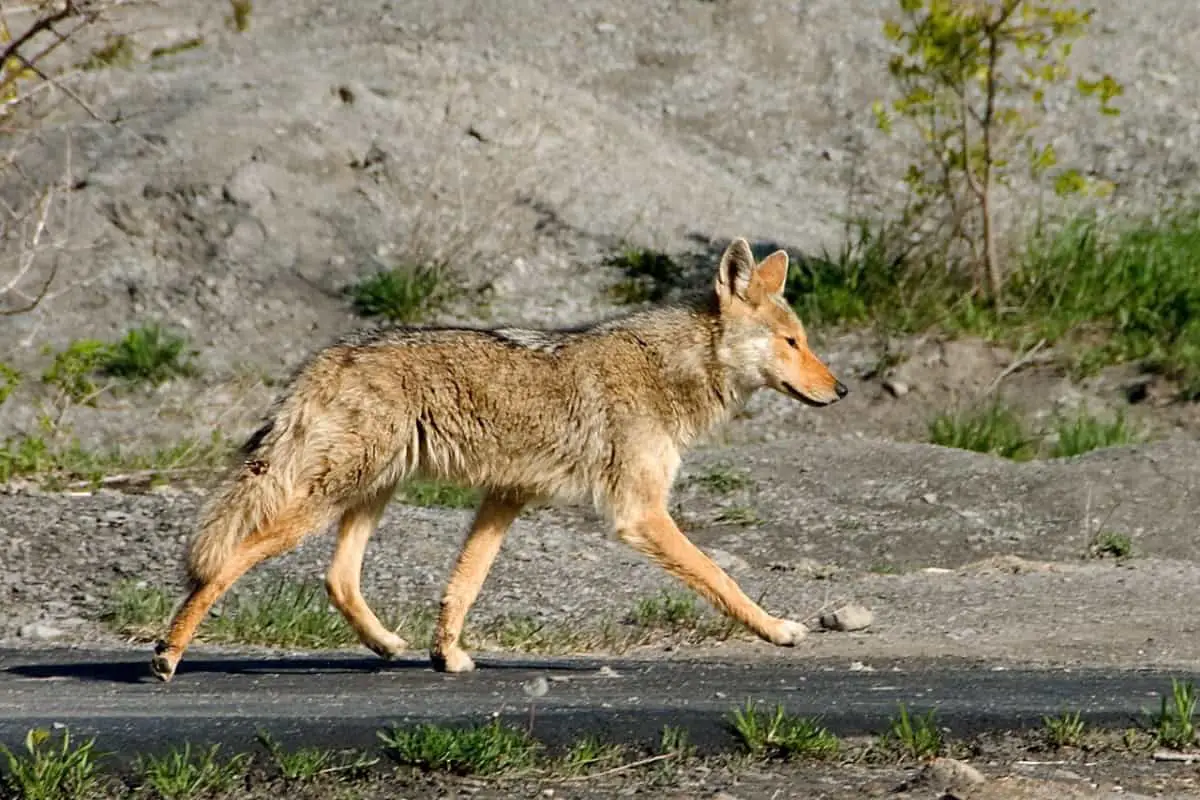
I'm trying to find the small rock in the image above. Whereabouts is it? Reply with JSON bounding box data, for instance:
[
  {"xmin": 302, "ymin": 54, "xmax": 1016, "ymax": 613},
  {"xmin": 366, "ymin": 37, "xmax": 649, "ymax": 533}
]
[
  {"xmin": 819, "ymin": 604, "xmax": 874, "ymax": 632},
  {"xmin": 19, "ymin": 623, "xmax": 64, "ymax": 641},
  {"xmin": 595, "ymin": 22, "xmax": 616, "ymax": 34},
  {"xmin": 597, "ymin": 666, "xmax": 621, "ymax": 678},
  {"xmin": 908, "ymin": 757, "xmax": 986, "ymax": 793},
  {"xmin": 883, "ymin": 378, "xmax": 910, "ymax": 397},
  {"xmin": 522, "ymin": 676, "xmax": 549, "ymax": 698}
]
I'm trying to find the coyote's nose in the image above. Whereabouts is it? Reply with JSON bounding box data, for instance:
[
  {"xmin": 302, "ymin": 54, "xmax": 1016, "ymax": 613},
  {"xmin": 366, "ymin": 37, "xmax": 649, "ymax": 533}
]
[{"xmin": 835, "ymin": 381, "xmax": 849, "ymax": 399}]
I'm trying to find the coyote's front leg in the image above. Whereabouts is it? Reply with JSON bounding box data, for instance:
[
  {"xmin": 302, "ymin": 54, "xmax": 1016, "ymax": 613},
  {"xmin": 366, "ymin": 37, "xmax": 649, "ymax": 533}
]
[
  {"xmin": 614, "ymin": 506, "xmax": 807, "ymax": 646},
  {"xmin": 430, "ymin": 492, "xmax": 527, "ymax": 673}
]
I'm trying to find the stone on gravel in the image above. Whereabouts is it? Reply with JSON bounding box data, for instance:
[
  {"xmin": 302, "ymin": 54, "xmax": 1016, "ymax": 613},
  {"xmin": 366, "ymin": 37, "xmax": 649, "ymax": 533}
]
[
  {"xmin": 19, "ymin": 622, "xmax": 64, "ymax": 640},
  {"xmin": 819, "ymin": 604, "xmax": 874, "ymax": 632},
  {"xmin": 900, "ymin": 757, "xmax": 986, "ymax": 795}
]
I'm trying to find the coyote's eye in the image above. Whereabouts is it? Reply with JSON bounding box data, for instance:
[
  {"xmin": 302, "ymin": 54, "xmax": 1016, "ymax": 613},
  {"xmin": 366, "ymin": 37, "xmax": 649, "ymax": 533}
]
[{"xmin": 785, "ymin": 337, "xmax": 798, "ymax": 349}]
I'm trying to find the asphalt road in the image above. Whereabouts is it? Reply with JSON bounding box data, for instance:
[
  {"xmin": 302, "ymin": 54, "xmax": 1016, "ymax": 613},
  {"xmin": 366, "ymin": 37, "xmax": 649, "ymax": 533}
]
[{"xmin": 1, "ymin": 647, "xmax": 1195, "ymax": 760}]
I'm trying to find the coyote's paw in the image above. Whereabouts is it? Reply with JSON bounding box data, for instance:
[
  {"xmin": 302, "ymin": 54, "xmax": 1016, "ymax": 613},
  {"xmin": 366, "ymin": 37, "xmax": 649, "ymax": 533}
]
[
  {"xmin": 770, "ymin": 619, "xmax": 809, "ymax": 647},
  {"xmin": 150, "ymin": 641, "xmax": 180, "ymax": 682},
  {"xmin": 430, "ymin": 647, "xmax": 476, "ymax": 674},
  {"xmin": 365, "ymin": 632, "xmax": 409, "ymax": 660}
]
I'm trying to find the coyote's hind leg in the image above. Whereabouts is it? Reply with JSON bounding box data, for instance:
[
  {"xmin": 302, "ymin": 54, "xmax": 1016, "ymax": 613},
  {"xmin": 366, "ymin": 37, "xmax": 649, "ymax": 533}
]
[{"xmin": 151, "ymin": 501, "xmax": 329, "ymax": 682}]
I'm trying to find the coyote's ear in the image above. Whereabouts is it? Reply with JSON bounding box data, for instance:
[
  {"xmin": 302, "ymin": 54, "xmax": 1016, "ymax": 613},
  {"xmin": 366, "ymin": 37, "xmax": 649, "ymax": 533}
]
[
  {"xmin": 715, "ymin": 237, "xmax": 756, "ymax": 303},
  {"xmin": 753, "ymin": 250, "xmax": 789, "ymax": 297}
]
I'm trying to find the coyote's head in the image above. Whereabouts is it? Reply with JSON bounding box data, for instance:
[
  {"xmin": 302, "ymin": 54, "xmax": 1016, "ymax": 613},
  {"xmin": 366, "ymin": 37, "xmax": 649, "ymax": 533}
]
[{"xmin": 713, "ymin": 237, "xmax": 847, "ymax": 407}]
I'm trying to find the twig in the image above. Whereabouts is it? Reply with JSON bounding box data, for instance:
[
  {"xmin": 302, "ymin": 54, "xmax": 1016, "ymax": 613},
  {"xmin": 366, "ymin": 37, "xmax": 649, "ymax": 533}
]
[
  {"xmin": 982, "ymin": 337, "xmax": 1047, "ymax": 396},
  {"xmin": 1153, "ymin": 750, "xmax": 1200, "ymax": 763},
  {"xmin": 561, "ymin": 752, "xmax": 676, "ymax": 782}
]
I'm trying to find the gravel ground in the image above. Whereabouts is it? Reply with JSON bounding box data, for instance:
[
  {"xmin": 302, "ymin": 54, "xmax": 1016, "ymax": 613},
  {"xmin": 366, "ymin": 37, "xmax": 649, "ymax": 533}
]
[{"xmin": 5, "ymin": 435, "xmax": 1199, "ymax": 673}]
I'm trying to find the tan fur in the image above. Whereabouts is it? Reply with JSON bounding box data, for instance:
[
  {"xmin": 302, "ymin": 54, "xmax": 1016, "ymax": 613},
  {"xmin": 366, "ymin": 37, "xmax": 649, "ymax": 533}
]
[{"xmin": 150, "ymin": 238, "xmax": 847, "ymax": 681}]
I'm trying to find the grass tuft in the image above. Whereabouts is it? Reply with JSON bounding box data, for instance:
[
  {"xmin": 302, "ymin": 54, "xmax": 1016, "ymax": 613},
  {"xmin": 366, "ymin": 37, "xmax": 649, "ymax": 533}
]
[
  {"xmin": 693, "ymin": 463, "xmax": 754, "ymax": 494},
  {"xmin": 256, "ymin": 732, "xmax": 376, "ymax": 782},
  {"xmin": 101, "ymin": 324, "xmax": 197, "ymax": 385},
  {"xmin": 929, "ymin": 399, "xmax": 1036, "ymax": 460},
  {"xmin": 395, "ymin": 478, "xmax": 479, "ymax": 509},
  {"xmin": 1050, "ymin": 408, "xmax": 1144, "ymax": 458},
  {"xmin": 135, "ymin": 743, "xmax": 248, "ymax": 800},
  {"xmin": 379, "ymin": 721, "xmax": 539, "ymax": 776},
  {"xmin": 0, "ymin": 728, "xmax": 103, "ymax": 800},
  {"xmin": 1088, "ymin": 530, "xmax": 1133, "ymax": 560},
  {"xmin": 1042, "ymin": 709, "xmax": 1087, "ymax": 748},
  {"xmin": 729, "ymin": 702, "xmax": 840, "ymax": 760},
  {"xmin": 881, "ymin": 703, "xmax": 942, "ymax": 760},
  {"xmin": 348, "ymin": 265, "xmax": 442, "ymax": 323},
  {"xmin": 1151, "ymin": 678, "xmax": 1197, "ymax": 750},
  {"xmin": 608, "ymin": 248, "xmax": 684, "ymax": 304}
]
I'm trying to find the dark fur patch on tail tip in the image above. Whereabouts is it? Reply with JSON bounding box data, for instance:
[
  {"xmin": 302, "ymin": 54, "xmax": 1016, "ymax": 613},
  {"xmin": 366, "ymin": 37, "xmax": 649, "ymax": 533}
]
[{"xmin": 240, "ymin": 421, "xmax": 273, "ymax": 457}]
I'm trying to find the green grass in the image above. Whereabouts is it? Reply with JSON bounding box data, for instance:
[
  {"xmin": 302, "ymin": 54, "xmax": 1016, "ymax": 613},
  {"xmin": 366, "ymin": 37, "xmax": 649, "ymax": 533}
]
[
  {"xmin": 0, "ymin": 362, "xmax": 20, "ymax": 406},
  {"xmin": 80, "ymin": 34, "xmax": 134, "ymax": 70},
  {"xmin": 729, "ymin": 702, "xmax": 840, "ymax": 760},
  {"xmin": 714, "ymin": 504, "xmax": 762, "ymax": 527},
  {"xmin": 103, "ymin": 580, "xmax": 741, "ymax": 657},
  {"xmin": 561, "ymin": 736, "xmax": 626, "ymax": 776},
  {"xmin": 227, "ymin": 0, "xmax": 252, "ymax": 31},
  {"xmin": 1042, "ymin": 710, "xmax": 1087, "ymax": 748},
  {"xmin": 628, "ymin": 590, "xmax": 703, "ymax": 630},
  {"xmin": 0, "ymin": 432, "xmax": 232, "ymax": 487},
  {"xmin": 929, "ymin": 401, "xmax": 1149, "ymax": 461},
  {"xmin": 1050, "ymin": 408, "xmax": 1144, "ymax": 458},
  {"xmin": 103, "ymin": 578, "xmax": 437, "ymax": 651},
  {"xmin": 150, "ymin": 37, "xmax": 205, "ymax": 59},
  {"xmin": 0, "ymin": 728, "xmax": 104, "ymax": 800},
  {"xmin": 693, "ymin": 463, "xmax": 754, "ymax": 494},
  {"xmin": 395, "ymin": 478, "xmax": 479, "ymax": 509},
  {"xmin": 1089, "ymin": 530, "xmax": 1133, "ymax": 560},
  {"xmin": 1151, "ymin": 678, "xmax": 1197, "ymax": 750},
  {"xmin": 41, "ymin": 325, "xmax": 197, "ymax": 403},
  {"xmin": 348, "ymin": 265, "xmax": 442, "ymax": 323},
  {"xmin": 41, "ymin": 340, "xmax": 111, "ymax": 403},
  {"xmin": 607, "ymin": 247, "xmax": 684, "ymax": 304},
  {"xmin": 135, "ymin": 743, "xmax": 249, "ymax": 800},
  {"xmin": 929, "ymin": 400, "xmax": 1037, "ymax": 461},
  {"xmin": 101, "ymin": 324, "xmax": 198, "ymax": 385},
  {"xmin": 379, "ymin": 721, "xmax": 540, "ymax": 776},
  {"xmin": 784, "ymin": 207, "xmax": 1200, "ymax": 397},
  {"xmin": 881, "ymin": 703, "xmax": 942, "ymax": 760},
  {"xmin": 256, "ymin": 732, "xmax": 376, "ymax": 782}
]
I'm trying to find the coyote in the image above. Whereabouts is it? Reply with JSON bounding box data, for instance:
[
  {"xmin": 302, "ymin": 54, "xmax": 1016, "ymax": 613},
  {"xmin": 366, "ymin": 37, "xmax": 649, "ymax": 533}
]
[{"xmin": 150, "ymin": 238, "xmax": 847, "ymax": 681}]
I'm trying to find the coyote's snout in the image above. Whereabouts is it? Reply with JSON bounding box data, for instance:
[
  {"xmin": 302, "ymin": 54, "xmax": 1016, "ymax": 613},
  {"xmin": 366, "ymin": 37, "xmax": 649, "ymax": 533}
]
[{"xmin": 149, "ymin": 237, "xmax": 846, "ymax": 682}]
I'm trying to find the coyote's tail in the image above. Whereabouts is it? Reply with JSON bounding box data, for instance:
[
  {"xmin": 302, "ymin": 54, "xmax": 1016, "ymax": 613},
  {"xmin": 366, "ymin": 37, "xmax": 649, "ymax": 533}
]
[{"xmin": 186, "ymin": 410, "xmax": 303, "ymax": 586}]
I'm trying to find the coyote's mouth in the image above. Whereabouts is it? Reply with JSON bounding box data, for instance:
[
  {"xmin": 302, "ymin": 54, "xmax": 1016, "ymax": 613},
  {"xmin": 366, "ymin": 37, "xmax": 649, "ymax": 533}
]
[{"xmin": 782, "ymin": 381, "xmax": 833, "ymax": 407}]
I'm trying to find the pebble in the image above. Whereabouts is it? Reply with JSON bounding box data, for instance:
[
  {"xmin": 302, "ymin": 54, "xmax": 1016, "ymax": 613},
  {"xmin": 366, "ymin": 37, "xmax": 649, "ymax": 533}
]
[
  {"xmin": 19, "ymin": 623, "xmax": 65, "ymax": 640},
  {"xmin": 819, "ymin": 604, "xmax": 874, "ymax": 632}
]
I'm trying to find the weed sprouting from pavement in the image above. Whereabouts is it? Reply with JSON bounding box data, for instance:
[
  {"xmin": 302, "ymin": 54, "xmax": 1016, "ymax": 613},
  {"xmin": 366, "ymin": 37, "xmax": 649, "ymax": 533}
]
[
  {"xmin": 882, "ymin": 703, "xmax": 943, "ymax": 760},
  {"xmin": 1151, "ymin": 679, "xmax": 1197, "ymax": 750},
  {"xmin": 729, "ymin": 702, "xmax": 840, "ymax": 760},
  {"xmin": 135, "ymin": 743, "xmax": 249, "ymax": 800},
  {"xmin": 378, "ymin": 721, "xmax": 540, "ymax": 776},
  {"xmin": 0, "ymin": 728, "xmax": 104, "ymax": 800},
  {"xmin": 256, "ymin": 732, "xmax": 377, "ymax": 782},
  {"xmin": 1042, "ymin": 709, "xmax": 1087, "ymax": 748}
]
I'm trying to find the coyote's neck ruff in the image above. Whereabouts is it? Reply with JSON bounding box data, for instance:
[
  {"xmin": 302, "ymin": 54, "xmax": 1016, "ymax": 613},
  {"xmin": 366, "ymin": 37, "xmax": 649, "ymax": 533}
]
[{"xmin": 150, "ymin": 238, "xmax": 847, "ymax": 684}]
